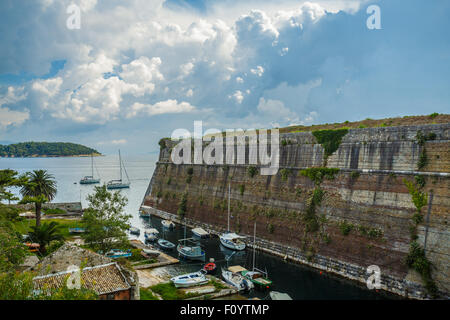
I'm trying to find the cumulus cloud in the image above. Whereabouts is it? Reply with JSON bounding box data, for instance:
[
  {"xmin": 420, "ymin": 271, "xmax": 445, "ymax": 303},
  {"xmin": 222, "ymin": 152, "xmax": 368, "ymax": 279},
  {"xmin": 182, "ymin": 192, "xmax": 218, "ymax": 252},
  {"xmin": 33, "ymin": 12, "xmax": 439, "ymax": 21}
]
[{"xmin": 127, "ymin": 99, "xmax": 196, "ymax": 118}]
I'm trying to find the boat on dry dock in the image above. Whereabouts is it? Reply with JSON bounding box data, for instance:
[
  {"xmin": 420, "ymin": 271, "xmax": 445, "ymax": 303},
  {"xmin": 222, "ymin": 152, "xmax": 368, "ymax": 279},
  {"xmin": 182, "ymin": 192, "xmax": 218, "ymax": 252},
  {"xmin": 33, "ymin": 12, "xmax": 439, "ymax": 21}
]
[{"xmin": 170, "ymin": 270, "xmax": 209, "ymax": 288}]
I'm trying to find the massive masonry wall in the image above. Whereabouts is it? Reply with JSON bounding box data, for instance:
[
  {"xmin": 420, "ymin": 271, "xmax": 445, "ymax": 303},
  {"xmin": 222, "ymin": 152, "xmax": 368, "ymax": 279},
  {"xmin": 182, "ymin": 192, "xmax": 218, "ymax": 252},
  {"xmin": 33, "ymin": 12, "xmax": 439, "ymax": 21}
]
[{"xmin": 143, "ymin": 123, "xmax": 450, "ymax": 298}]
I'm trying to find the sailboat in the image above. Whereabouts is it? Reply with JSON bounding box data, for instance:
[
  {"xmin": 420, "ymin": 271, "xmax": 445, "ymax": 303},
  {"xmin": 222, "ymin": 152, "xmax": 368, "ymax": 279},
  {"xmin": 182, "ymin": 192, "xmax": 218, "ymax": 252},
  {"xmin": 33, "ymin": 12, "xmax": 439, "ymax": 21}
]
[
  {"xmin": 106, "ymin": 150, "xmax": 130, "ymax": 190},
  {"xmin": 241, "ymin": 222, "xmax": 273, "ymax": 290},
  {"xmin": 177, "ymin": 218, "xmax": 205, "ymax": 261},
  {"xmin": 80, "ymin": 154, "xmax": 100, "ymax": 184},
  {"xmin": 219, "ymin": 183, "xmax": 246, "ymax": 251}
]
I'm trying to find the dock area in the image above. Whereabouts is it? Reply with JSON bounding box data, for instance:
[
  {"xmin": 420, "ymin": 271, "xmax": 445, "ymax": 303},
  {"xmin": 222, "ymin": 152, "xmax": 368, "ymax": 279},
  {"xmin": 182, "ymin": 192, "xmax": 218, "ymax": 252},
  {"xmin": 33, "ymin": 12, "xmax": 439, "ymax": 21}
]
[{"xmin": 129, "ymin": 239, "xmax": 179, "ymax": 269}]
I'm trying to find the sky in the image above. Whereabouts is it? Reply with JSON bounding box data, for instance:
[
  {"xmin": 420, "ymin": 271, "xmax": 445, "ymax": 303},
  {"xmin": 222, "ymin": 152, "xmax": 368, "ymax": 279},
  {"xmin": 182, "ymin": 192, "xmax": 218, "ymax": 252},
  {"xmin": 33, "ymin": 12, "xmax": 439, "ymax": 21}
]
[{"xmin": 0, "ymin": 0, "xmax": 449, "ymax": 155}]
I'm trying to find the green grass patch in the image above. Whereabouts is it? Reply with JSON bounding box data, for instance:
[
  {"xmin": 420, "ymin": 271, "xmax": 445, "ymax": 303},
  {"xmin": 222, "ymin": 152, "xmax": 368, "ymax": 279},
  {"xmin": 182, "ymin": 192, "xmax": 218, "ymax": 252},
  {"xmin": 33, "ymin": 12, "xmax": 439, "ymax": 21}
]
[
  {"xmin": 140, "ymin": 288, "xmax": 160, "ymax": 300},
  {"xmin": 150, "ymin": 282, "xmax": 203, "ymax": 300},
  {"xmin": 312, "ymin": 128, "xmax": 349, "ymax": 158}
]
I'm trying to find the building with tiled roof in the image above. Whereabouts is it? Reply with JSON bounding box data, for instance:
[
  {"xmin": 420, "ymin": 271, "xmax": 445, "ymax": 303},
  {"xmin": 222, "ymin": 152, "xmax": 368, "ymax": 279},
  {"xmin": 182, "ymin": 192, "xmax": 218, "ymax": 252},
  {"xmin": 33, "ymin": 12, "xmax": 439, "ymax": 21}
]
[
  {"xmin": 33, "ymin": 262, "xmax": 132, "ymax": 300},
  {"xmin": 29, "ymin": 244, "xmax": 140, "ymax": 300}
]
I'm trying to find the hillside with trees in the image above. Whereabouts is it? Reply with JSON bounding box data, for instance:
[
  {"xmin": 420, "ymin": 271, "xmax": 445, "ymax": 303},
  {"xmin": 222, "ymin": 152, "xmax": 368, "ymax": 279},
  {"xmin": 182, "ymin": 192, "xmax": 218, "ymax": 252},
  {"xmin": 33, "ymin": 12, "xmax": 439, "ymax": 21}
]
[{"xmin": 0, "ymin": 142, "xmax": 100, "ymax": 158}]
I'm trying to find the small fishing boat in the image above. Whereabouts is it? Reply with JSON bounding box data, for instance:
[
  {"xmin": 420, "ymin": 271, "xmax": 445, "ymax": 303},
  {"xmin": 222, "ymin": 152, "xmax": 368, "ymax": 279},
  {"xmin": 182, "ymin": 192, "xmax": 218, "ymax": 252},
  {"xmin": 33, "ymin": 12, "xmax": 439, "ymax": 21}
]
[
  {"xmin": 203, "ymin": 260, "xmax": 217, "ymax": 274},
  {"xmin": 221, "ymin": 268, "xmax": 253, "ymax": 291},
  {"xmin": 161, "ymin": 220, "xmax": 175, "ymax": 229},
  {"xmin": 105, "ymin": 249, "xmax": 132, "ymax": 259},
  {"xmin": 107, "ymin": 150, "xmax": 130, "ymax": 190},
  {"xmin": 80, "ymin": 154, "xmax": 100, "ymax": 184},
  {"xmin": 144, "ymin": 228, "xmax": 159, "ymax": 242},
  {"xmin": 170, "ymin": 270, "xmax": 209, "ymax": 288},
  {"xmin": 129, "ymin": 227, "xmax": 140, "ymax": 235},
  {"xmin": 139, "ymin": 211, "xmax": 150, "ymax": 218},
  {"xmin": 270, "ymin": 291, "xmax": 292, "ymax": 300},
  {"xmin": 68, "ymin": 227, "xmax": 86, "ymax": 234},
  {"xmin": 142, "ymin": 248, "xmax": 160, "ymax": 258},
  {"xmin": 157, "ymin": 238, "xmax": 176, "ymax": 250},
  {"xmin": 177, "ymin": 238, "xmax": 205, "ymax": 261},
  {"xmin": 192, "ymin": 227, "xmax": 209, "ymax": 238}
]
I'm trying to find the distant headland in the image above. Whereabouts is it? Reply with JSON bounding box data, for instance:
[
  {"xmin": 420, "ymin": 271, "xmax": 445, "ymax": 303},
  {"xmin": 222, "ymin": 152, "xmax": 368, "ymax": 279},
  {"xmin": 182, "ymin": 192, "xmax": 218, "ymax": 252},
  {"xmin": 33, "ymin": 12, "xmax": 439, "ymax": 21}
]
[{"xmin": 0, "ymin": 142, "xmax": 101, "ymax": 158}]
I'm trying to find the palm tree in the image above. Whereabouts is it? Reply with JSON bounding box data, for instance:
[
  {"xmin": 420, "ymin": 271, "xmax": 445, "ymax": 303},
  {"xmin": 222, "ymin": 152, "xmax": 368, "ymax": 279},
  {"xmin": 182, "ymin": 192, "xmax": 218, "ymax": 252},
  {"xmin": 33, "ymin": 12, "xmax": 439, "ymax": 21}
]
[
  {"xmin": 20, "ymin": 170, "xmax": 57, "ymax": 227},
  {"xmin": 28, "ymin": 221, "xmax": 64, "ymax": 255}
]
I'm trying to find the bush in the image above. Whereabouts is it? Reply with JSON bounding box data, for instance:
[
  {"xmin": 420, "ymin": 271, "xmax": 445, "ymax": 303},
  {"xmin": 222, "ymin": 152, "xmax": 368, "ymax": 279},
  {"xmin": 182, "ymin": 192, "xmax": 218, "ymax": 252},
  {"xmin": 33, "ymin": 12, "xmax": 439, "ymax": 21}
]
[
  {"xmin": 247, "ymin": 166, "xmax": 258, "ymax": 178},
  {"xmin": 267, "ymin": 223, "xmax": 274, "ymax": 234},
  {"xmin": 239, "ymin": 185, "xmax": 245, "ymax": 196},
  {"xmin": 299, "ymin": 168, "xmax": 339, "ymax": 185},
  {"xmin": 280, "ymin": 168, "xmax": 291, "ymax": 181},
  {"xmin": 350, "ymin": 171, "xmax": 360, "ymax": 180},
  {"xmin": 339, "ymin": 221, "xmax": 354, "ymax": 236},
  {"xmin": 43, "ymin": 208, "xmax": 66, "ymax": 215}
]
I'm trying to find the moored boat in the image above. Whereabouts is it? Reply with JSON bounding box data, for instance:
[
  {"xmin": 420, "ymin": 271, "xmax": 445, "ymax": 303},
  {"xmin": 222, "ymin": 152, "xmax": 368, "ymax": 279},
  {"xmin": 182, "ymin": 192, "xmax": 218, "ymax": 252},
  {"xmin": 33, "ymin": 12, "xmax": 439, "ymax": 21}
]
[
  {"xmin": 170, "ymin": 270, "xmax": 209, "ymax": 288},
  {"xmin": 219, "ymin": 183, "xmax": 246, "ymax": 251},
  {"xmin": 142, "ymin": 248, "xmax": 160, "ymax": 258},
  {"xmin": 221, "ymin": 267, "xmax": 253, "ymax": 291},
  {"xmin": 270, "ymin": 291, "xmax": 292, "ymax": 300},
  {"xmin": 192, "ymin": 227, "xmax": 209, "ymax": 238},
  {"xmin": 107, "ymin": 150, "xmax": 130, "ymax": 190},
  {"xmin": 129, "ymin": 227, "xmax": 140, "ymax": 235},
  {"xmin": 203, "ymin": 261, "xmax": 217, "ymax": 274},
  {"xmin": 105, "ymin": 249, "xmax": 132, "ymax": 259},
  {"xmin": 144, "ymin": 228, "xmax": 159, "ymax": 242},
  {"xmin": 177, "ymin": 238, "xmax": 205, "ymax": 261},
  {"xmin": 161, "ymin": 220, "xmax": 175, "ymax": 229},
  {"xmin": 80, "ymin": 154, "xmax": 100, "ymax": 184},
  {"xmin": 157, "ymin": 238, "xmax": 176, "ymax": 250}
]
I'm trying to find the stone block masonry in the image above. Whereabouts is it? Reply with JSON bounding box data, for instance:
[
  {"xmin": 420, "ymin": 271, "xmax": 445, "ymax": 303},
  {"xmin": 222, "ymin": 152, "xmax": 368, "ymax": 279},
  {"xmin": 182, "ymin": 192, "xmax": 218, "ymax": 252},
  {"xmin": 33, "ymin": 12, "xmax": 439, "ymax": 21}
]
[{"xmin": 143, "ymin": 123, "xmax": 450, "ymax": 299}]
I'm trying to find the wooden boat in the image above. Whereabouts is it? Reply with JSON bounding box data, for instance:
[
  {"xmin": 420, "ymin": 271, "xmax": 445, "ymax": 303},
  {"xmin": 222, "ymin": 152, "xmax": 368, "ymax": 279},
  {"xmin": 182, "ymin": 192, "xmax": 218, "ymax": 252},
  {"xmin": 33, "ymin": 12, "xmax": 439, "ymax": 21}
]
[
  {"xmin": 192, "ymin": 227, "xmax": 209, "ymax": 238},
  {"xmin": 157, "ymin": 238, "xmax": 175, "ymax": 250},
  {"xmin": 161, "ymin": 220, "xmax": 175, "ymax": 229},
  {"xmin": 80, "ymin": 154, "xmax": 100, "ymax": 184},
  {"xmin": 241, "ymin": 223, "xmax": 272, "ymax": 289},
  {"xmin": 170, "ymin": 270, "xmax": 208, "ymax": 288},
  {"xmin": 68, "ymin": 227, "xmax": 86, "ymax": 234},
  {"xmin": 270, "ymin": 291, "xmax": 292, "ymax": 300},
  {"xmin": 129, "ymin": 227, "xmax": 140, "ymax": 235},
  {"xmin": 107, "ymin": 150, "xmax": 130, "ymax": 190},
  {"xmin": 105, "ymin": 249, "xmax": 132, "ymax": 259},
  {"xmin": 219, "ymin": 183, "xmax": 246, "ymax": 251}
]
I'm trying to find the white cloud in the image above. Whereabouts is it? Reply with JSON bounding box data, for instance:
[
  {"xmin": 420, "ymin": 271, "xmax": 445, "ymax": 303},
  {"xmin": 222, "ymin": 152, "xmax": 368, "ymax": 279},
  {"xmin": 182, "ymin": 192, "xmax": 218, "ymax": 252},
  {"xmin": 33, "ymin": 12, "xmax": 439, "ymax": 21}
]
[
  {"xmin": 127, "ymin": 99, "xmax": 196, "ymax": 118},
  {"xmin": 250, "ymin": 65, "xmax": 264, "ymax": 77},
  {"xmin": 0, "ymin": 107, "xmax": 30, "ymax": 128}
]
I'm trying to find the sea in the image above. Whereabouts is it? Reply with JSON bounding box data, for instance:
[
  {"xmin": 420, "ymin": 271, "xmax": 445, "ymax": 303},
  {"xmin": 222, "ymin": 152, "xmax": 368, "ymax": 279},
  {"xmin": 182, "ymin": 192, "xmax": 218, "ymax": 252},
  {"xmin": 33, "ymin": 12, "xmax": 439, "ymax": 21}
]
[{"xmin": 0, "ymin": 154, "xmax": 400, "ymax": 300}]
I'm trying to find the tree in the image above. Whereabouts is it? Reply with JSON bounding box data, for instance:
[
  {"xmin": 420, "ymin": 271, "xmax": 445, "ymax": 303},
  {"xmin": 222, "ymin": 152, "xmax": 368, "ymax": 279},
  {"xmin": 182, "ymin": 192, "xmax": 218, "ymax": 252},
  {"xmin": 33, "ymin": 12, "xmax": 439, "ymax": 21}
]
[
  {"xmin": 0, "ymin": 169, "xmax": 27, "ymax": 205},
  {"xmin": 82, "ymin": 185, "xmax": 131, "ymax": 253},
  {"xmin": 20, "ymin": 170, "xmax": 57, "ymax": 227},
  {"xmin": 0, "ymin": 220, "xmax": 28, "ymax": 273},
  {"xmin": 28, "ymin": 221, "xmax": 64, "ymax": 255}
]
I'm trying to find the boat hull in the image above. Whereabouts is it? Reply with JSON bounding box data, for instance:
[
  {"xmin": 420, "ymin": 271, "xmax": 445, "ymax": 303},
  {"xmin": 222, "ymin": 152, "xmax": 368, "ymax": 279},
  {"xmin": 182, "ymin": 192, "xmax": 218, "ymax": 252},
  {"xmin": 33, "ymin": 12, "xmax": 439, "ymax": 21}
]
[
  {"xmin": 171, "ymin": 272, "xmax": 209, "ymax": 288},
  {"xmin": 177, "ymin": 245, "xmax": 205, "ymax": 261},
  {"xmin": 107, "ymin": 183, "xmax": 130, "ymax": 190},
  {"xmin": 219, "ymin": 237, "xmax": 246, "ymax": 251},
  {"xmin": 158, "ymin": 239, "xmax": 175, "ymax": 250},
  {"xmin": 80, "ymin": 179, "xmax": 100, "ymax": 185}
]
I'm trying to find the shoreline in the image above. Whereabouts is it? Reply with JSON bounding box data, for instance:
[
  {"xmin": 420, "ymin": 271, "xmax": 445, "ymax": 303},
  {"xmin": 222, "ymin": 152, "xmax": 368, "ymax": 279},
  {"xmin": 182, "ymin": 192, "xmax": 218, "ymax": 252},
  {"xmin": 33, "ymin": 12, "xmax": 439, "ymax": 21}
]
[{"xmin": 0, "ymin": 153, "xmax": 103, "ymax": 159}]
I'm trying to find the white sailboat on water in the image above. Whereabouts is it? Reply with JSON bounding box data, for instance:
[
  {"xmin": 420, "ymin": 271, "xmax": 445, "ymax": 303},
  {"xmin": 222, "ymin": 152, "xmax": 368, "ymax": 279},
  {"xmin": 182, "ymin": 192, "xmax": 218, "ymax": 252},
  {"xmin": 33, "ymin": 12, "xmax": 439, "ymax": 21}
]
[
  {"xmin": 80, "ymin": 153, "xmax": 100, "ymax": 184},
  {"xmin": 219, "ymin": 183, "xmax": 246, "ymax": 251},
  {"xmin": 106, "ymin": 150, "xmax": 130, "ymax": 190}
]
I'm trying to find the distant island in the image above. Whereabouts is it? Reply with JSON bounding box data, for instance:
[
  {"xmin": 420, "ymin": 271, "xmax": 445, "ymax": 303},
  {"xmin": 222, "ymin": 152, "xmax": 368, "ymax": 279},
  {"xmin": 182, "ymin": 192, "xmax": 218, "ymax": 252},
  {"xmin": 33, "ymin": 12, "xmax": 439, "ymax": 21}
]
[{"xmin": 0, "ymin": 142, "xmax": 101, "ymax": 158}]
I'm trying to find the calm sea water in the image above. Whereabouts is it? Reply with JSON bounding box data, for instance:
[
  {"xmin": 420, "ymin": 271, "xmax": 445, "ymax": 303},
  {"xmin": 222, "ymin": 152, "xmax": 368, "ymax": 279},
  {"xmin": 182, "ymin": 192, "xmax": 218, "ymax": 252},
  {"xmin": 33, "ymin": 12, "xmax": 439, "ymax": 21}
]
[{"xmin": 1, "ymin": 155, "xmax": 400, "ymax": 300}]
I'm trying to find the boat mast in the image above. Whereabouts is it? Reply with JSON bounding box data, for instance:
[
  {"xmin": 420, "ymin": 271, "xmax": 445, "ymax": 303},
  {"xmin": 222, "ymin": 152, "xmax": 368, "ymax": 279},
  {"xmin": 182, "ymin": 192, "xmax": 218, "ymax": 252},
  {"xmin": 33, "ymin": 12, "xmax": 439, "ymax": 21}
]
[
  {"xmin": 119, "ymin": 150, "xmax": 122, "ymax": 182},
  {"xmin": 91, "ymin": 153, "xmax": 93, "ymax": 177},
  {"xmin": 227, "ymin": 182, "xmax": 230, "ymax": 232},
  {"xmin": 253, "ymin": 222, "xmax": 256, "ymax": 271}
]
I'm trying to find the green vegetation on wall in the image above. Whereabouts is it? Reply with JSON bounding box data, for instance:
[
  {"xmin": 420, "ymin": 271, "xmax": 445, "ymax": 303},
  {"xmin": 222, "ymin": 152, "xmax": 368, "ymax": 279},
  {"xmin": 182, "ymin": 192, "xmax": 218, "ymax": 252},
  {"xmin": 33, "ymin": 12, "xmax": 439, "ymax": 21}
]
[
  {"xmin": 312, "ymin": 128, "xmax": 349, "ymax": 160},
  {"xmin": 299, "ymin": 168, "xmax": 340, "ymax": 185}
]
